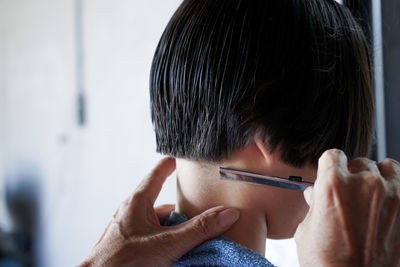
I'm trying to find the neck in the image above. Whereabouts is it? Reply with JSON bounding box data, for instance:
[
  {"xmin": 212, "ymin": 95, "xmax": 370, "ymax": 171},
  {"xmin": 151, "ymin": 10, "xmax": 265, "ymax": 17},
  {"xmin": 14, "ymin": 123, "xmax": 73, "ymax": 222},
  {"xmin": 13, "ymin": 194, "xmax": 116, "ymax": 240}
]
[
  {"xmin": 175, "ymin": 160, "xmax": 268, "ymax": 255},
  {"xmin": 174, "ymin": 142, "xmax": 317, "ymax": 255}
]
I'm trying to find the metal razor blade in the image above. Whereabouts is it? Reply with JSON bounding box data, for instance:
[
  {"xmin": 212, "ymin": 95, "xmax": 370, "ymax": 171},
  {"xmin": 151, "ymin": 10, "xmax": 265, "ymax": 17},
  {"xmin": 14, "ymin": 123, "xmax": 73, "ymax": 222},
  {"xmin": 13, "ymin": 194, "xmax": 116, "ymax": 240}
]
[{"xmin": 219, "ymin": 167, "xmax": 314, "ymax": 191}]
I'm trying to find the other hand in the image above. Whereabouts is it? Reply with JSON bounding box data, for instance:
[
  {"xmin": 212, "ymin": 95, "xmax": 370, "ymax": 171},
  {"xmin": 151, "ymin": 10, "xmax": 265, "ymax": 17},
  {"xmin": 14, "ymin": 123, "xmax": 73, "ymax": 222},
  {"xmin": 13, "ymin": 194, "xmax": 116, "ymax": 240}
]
[
  {"xmin": 295, "ymin": 149, "xmax": 400, "ymax": 267},
  {"xmin": 79, "ymin": 157, "xmax": 240, "ymax": 267}
]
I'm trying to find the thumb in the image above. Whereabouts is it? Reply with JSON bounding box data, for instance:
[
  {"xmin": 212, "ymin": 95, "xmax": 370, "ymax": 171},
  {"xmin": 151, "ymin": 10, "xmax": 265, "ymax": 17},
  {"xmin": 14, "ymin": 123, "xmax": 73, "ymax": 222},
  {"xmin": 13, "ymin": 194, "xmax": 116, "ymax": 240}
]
[
  {"xmin": 303, "ymin": 186, "xmax": 313, "ymax": 206},
  {"xmin": 163, "ymin": 206, "xmax": 240, "ymax": 258}
]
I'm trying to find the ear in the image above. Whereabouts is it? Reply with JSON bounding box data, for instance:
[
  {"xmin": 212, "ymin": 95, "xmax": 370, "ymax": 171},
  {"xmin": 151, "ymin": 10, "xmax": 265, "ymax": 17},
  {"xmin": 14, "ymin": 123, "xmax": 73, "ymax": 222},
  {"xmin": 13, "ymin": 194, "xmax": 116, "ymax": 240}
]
[{"xmin": 254, "ymin": 138, "xmax": 273, "ymax": 165}]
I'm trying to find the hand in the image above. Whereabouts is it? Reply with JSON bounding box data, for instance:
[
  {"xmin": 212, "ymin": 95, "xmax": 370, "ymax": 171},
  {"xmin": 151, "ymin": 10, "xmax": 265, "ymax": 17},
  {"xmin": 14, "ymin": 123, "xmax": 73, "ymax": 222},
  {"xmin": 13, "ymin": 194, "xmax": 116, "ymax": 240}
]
[
  {"xmin": 295, "ymin": 149, "xmax": 400, "ymax": 267},
  {"xmin": 79, "ymin": 157, "xmax": 240, "ymax": 267}
]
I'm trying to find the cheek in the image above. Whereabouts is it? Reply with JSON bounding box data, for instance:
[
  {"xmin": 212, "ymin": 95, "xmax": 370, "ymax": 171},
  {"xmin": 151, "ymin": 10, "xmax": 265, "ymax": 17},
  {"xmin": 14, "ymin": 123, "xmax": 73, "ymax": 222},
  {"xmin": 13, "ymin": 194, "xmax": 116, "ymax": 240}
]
[{"xmin": 249, "ymin": 187, "xmax": 309, "ymax": 239}]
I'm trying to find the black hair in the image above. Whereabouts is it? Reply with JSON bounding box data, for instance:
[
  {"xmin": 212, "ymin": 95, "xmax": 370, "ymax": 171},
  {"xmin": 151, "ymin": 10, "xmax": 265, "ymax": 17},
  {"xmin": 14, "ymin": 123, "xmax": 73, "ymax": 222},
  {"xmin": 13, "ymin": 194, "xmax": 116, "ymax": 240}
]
[{"xmin": 150, "ymin": 0, "xmax": 374, "ymax": 167}]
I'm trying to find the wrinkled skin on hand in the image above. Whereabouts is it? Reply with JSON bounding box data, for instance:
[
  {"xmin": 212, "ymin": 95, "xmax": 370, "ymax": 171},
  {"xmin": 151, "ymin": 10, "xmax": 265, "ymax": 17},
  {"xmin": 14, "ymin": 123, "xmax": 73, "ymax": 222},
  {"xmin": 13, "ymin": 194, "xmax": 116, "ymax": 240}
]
[
  {"xmin": 295, "ymin": 149, "xmax": 400, "ymax": 267},
  {"xmin": 79, "ymin": 157, "xmax": 240, "ymax": 267}
]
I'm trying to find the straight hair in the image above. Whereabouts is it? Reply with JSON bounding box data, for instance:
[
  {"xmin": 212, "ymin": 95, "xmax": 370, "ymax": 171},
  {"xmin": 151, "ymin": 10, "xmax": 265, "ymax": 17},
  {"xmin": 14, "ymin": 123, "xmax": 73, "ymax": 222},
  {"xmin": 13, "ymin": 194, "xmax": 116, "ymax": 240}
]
[{"xmin": 150, "ymin": 0, "xmax": 374, "ymax": 167}]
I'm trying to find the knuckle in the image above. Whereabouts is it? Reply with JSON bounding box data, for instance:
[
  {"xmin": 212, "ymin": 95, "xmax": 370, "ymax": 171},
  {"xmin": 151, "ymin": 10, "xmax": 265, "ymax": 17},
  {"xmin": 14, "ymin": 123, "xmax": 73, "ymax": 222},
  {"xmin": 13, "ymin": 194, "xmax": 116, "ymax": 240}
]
[
  {"xmin": 351, "ymin": 157, "xmax": 365, "ymax": 163},
  {"xmin": 327, "ymin": 148, "xmax": 344, "ymax": 155},
  {"xmin": 352, "ymin": 157, "xmax": 374, "ymax": 166},
  {"xmin": 379, "ymin": 158, "xmax": 400, "ymax": 183},
  {"xmin": 323, "ymin": 148, "xmax": 344, "ymax": 159},
  {"xmin": 379, "ymin": 158, "xmax": 395, "ymax": 169},
  {"xmin": 192, "ymin": 215, "xmax": 211, "ymax": 237},
  {"xmin": 380, "ymin": 158, "xmax": 400, "ymax": 172},
  {"xmin": 348, "ymin": 158, "xmax": 379, "ymax": 176},
  {"xmin": 391, "ymin": 158, "xmax": 400, "ymax": 168},
  {"xmin": 319, "ymin": 149, "xmax": 346, "ymax": 170}
]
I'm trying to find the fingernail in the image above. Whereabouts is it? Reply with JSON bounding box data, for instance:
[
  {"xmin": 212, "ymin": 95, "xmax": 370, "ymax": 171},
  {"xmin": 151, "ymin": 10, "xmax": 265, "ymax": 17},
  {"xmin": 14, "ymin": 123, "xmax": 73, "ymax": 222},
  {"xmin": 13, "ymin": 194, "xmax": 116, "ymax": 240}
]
[
  {"xmin": 304, "ymin": 187, "xmax": 313, "ymax": 206},
  {"xmin": 217, "ymin": 208, "xmax": 240, "ymax": 228}
]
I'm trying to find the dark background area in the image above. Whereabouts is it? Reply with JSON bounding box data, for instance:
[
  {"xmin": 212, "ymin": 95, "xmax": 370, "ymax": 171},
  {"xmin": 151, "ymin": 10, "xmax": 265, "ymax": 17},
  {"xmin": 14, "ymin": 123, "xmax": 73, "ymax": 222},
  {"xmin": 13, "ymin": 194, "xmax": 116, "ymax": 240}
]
[
  {"xmin": 345, "ymin": 0, "xmax": 399, "ymax": 161},
  {"xmin": 382, "ymin": 0, "xmax": 400, "ymax": 160}
]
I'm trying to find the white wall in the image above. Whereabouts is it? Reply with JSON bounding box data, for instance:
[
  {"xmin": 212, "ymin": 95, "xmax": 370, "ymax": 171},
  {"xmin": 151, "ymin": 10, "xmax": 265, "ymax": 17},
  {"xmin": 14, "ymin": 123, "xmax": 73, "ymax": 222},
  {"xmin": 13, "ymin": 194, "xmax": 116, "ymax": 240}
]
[
  {"xmin": 0, "ymin": 1, "xmax": 298, "ymax": 266},
  {"xmin": 0, "ymin": 0, "xmax": 7, "ymax": 231},
  {"xmin": 0, "ymin": 2, "xmax": 80, "ymax": 266}
]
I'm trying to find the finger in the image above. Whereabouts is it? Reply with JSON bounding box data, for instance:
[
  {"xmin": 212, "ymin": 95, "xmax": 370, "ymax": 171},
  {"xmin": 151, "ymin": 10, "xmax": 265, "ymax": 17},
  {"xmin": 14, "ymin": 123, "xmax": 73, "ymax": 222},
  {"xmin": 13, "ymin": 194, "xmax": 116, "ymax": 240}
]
[
  {"xmin": 155, "ymin": 204, "xmax": 175, "ymax": 224},
  {"xmin": 377, "ymin": 158, "xmax": 400, "ymax": 181},
  {"xmin": 303, "ymin": 186, "xmax": 313, "ymax": 206},
  {"xmin": 316, "ymin": 149, "xmax": 349, "ymax": 186},
  {"xmin": 299, "ymin": 187, "xmax": 314, "ymax": 236},
  {"xmin": 348, "ymin": 157, "xmax": 380, "ymax": 175},
  {"xmin": 134, "ymin": 157, "xmax": 176, "ymax": 205},
  {"xmin": 161, "ymin": 206, "xmax": 240, "ymax": 258}
]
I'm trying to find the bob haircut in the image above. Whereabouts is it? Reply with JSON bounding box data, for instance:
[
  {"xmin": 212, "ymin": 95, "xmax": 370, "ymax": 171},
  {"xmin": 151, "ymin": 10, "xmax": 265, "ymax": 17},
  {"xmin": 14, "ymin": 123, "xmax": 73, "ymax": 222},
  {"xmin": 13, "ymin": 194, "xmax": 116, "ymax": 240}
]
[{"xmin": 150, "ymin": 0, "xmax": 374, "ymax": 167}]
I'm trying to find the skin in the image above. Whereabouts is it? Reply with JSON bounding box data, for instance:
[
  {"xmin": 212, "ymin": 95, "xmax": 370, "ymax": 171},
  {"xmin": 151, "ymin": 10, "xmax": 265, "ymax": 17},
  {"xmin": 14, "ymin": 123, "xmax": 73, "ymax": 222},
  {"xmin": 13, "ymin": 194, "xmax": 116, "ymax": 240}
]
[
  {"xmin": 295, "ymin": 149, "xmax": 400, "ymax": 267},
  {"xmin": 80, "ymin": 149, "xmax": 400, "ymax": 266},
  {"xmin": 176, "ymin": 139, "xmax": 318, "ymax": 255},
  {"xmin": 79, "ymin": 158, "xmax": 240, "ymax": 267}
]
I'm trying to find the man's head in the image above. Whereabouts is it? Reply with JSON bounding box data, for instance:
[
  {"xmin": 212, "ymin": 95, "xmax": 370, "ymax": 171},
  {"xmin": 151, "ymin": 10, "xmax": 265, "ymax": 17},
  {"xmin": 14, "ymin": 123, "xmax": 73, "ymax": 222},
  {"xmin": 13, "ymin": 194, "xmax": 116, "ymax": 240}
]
[{"xmin": 150, "ymin": 0, "xmax": 374, "ymax": 168}]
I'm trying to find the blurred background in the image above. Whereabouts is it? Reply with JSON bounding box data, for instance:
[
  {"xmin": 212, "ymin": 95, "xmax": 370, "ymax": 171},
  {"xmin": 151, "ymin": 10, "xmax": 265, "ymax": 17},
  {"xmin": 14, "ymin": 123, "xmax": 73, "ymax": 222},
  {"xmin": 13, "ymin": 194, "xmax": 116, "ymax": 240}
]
[{"xmin": 0, "ymin": 0, "xmax": 398, "ymax": 266}]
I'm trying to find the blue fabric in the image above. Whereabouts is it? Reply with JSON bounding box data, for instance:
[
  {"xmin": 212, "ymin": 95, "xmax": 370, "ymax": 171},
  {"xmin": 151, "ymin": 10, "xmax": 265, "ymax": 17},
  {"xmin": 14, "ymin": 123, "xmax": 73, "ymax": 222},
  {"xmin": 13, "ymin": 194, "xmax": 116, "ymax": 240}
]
[{"xmin": 164, "ymin": 212, "xmax": 276, "ymax": 267}]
